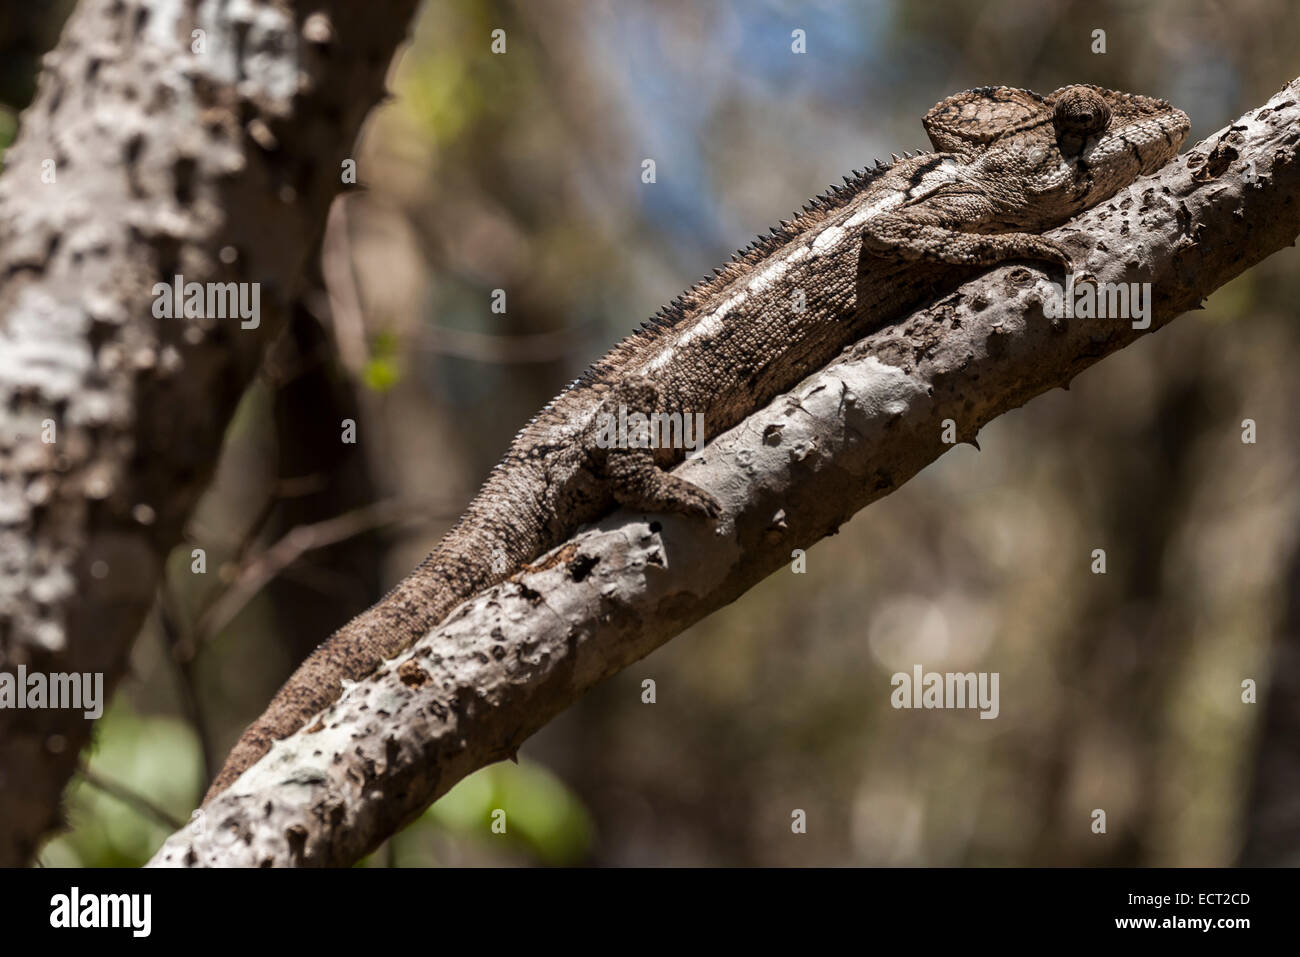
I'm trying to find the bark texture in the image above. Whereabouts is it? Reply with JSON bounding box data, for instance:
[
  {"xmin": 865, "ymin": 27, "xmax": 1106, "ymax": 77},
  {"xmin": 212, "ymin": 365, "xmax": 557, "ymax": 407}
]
[
  {"xmin": 148, "ymin": 80, "xmax": 1300, "ymax": 867},
  {"xmin": 0, "ymin": 0, "xmax": 419, "ymax": 866}
]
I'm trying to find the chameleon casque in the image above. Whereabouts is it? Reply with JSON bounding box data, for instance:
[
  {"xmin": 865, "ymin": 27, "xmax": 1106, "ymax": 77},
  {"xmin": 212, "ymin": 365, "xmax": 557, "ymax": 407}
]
[{"xmin": 205, "ymin": 84, "xmax": 1190, "ymax": 801}]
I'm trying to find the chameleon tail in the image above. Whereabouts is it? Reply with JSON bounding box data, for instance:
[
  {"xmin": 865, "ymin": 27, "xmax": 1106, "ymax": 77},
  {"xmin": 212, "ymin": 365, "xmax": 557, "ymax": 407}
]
[{"xmin": 202, "ymin": 474, "xmax": 544, "ymax": 804}]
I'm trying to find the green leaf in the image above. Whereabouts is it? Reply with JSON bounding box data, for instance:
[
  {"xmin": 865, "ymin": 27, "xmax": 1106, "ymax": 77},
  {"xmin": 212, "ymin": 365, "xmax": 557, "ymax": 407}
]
[{"xmin": 38, "ymin": 704, "xmax": 202, "ymax": 868}]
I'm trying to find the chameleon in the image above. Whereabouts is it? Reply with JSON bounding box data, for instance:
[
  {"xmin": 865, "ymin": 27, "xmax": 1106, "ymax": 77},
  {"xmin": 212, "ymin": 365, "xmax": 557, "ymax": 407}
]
[{"xmin": 205, "ymin": 84, "xmax": 1189, "ymax": 802}]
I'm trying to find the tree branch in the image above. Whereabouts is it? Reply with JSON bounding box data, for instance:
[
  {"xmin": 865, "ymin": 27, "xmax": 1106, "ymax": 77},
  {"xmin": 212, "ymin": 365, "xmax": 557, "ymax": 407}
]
[
  {"xmin": 0, "ymin": 0, "xmax": 419, "ymax": 865},
  {"xmin": 149, "ymin": 80, "xmax": 1300, "ymax": 867}
]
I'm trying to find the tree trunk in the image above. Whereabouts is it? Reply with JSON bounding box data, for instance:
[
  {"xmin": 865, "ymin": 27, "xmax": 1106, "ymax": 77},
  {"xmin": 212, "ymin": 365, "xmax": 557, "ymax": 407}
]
[{"xmin": 0, "ymin": 0, "xmax": 419, "ymax": 866}]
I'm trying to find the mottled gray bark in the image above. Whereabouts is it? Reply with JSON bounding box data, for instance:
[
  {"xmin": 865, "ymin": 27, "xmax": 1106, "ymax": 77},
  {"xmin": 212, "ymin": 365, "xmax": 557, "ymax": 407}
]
[
  {"xmin": 148, "ymin": 80, "xmax": 1300, "ymax": 867},
  {"xmin": 0, "ymin": 0, "xmax": 419, "ymax": 866}
]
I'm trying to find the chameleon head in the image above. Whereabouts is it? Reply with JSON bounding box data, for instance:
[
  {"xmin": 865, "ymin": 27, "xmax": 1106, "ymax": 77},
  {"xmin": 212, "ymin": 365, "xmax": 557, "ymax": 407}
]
[
  {"xmin": 922, "ymin": 84, "xmax": 1189, "ymax": 184},
  {"xmin": 1049, "ymin": 84, "xmax": 1190, "ymax": 179}
]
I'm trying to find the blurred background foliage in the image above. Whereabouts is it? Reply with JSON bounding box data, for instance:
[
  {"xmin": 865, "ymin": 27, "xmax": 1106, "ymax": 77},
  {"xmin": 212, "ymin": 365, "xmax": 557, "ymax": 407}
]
[{"xmin": 5, "ymin": 0, "xmax": 1300, "ymax": 865}]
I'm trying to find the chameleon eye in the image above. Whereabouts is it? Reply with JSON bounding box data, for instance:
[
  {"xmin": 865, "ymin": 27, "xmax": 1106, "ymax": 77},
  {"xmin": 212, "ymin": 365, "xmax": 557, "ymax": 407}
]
[{"xmin": 1053, "ymin": 88, "xmax": 1111, "ymax": 139}]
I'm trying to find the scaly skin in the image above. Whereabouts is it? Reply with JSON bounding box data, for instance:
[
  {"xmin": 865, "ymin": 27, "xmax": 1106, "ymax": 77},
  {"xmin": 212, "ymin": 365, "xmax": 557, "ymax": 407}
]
[{"xmin": 205, "ymin": 85, "xmax": 1189, "ymax": 802}]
